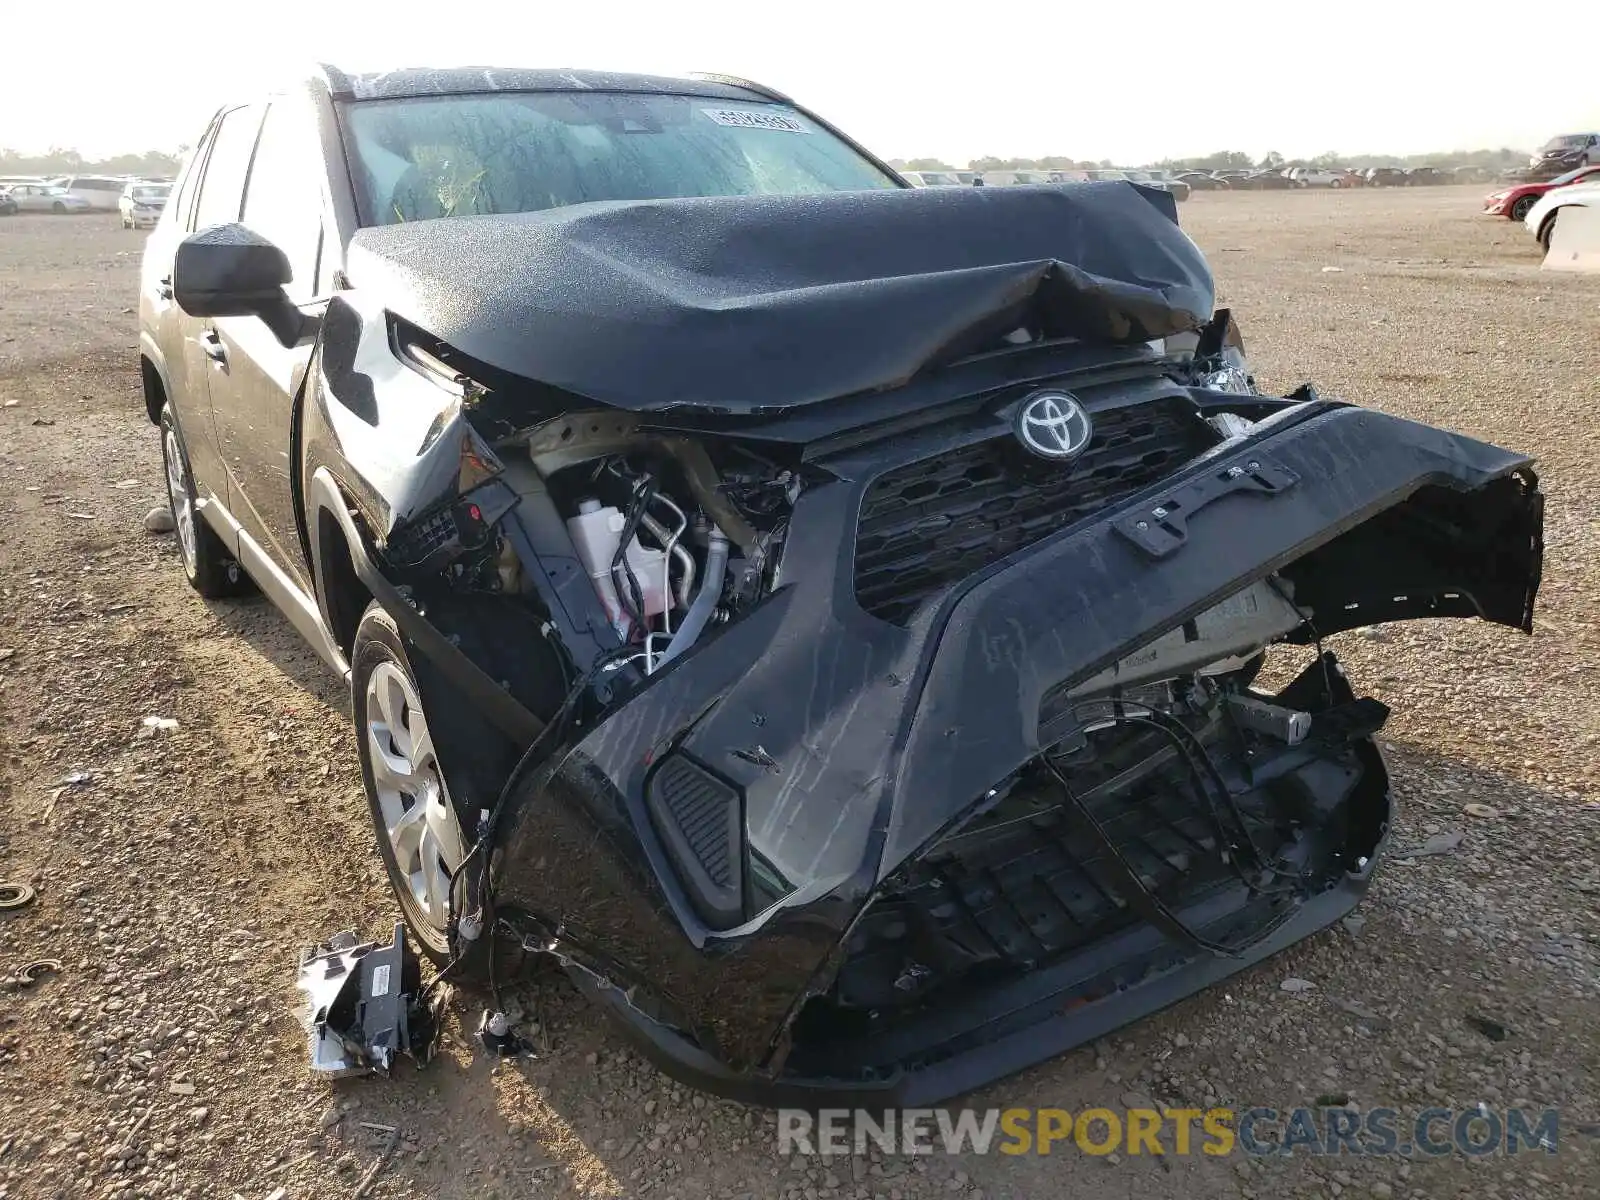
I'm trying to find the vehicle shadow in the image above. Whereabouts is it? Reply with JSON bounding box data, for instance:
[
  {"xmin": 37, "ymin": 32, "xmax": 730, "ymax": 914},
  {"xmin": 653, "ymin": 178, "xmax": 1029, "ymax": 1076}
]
[{"xmin": 202, "ymin": 591, "xmax": 351, "ymax": 717}]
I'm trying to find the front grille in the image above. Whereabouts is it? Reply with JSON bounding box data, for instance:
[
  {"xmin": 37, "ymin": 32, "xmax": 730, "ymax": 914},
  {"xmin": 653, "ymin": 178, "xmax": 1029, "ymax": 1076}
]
[{"xmin": 853, "ymin": 399, "xmax": 1214, "ymax": 623}]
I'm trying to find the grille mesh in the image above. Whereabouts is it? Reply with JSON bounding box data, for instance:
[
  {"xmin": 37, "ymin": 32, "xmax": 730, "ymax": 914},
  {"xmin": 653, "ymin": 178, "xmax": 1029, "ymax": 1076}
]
[{"xmin": 854, "ymin": 400, "xmax": 1213, "ymax": 623}]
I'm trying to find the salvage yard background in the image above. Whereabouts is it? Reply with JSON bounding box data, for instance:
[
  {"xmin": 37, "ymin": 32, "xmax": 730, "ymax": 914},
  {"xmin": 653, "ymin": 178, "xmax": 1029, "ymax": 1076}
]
[{"xmin": 1, "ymin": 187, "xmax": 1597, "ymax": 1200}]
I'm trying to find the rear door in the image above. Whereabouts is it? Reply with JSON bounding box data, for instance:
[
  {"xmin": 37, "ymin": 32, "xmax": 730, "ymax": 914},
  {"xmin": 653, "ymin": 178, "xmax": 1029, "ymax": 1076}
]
[{"xmin": 206, "ymin": 92, "xmax": 333, "ymax": 590}]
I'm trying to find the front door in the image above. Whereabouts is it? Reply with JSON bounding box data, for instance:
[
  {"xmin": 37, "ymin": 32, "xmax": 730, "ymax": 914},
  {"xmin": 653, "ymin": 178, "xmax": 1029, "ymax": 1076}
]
[{"xmin": 205, "ymin": 93, "xmax": 332, "ymax": 592}]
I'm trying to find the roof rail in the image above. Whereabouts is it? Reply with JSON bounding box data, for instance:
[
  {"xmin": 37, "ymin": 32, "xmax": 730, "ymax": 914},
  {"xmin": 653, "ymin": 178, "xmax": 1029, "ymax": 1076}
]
[{"xmin": 687, "ymin": 73, "xmax": 793, "ymax": 104}]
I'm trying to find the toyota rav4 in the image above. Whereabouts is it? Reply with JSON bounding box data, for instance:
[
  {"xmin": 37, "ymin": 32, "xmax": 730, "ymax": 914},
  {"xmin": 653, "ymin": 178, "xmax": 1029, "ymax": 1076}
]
[{"xmin": 138, "ymin": 64, "xmax": 1544, "ymax": 1105}]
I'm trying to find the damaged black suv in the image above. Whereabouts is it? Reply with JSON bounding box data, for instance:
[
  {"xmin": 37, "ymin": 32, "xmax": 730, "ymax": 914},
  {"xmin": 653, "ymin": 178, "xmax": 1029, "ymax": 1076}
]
[{"xmin": 138, "ymin": 64, "xmax": 1544, "ymax": 1105}]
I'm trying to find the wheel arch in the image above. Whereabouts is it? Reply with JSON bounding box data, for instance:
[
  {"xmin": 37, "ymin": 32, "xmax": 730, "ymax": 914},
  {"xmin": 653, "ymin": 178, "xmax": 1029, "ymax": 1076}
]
[
  {"xmin": 139, "ymin": 340, "xmax": 172, "ymax": 426},
  {"xmin": 1538, "ymin": 208, "xmax": 1564, "ymax": 248},
  {"xmin": 305, "ymin": 467, "xmax": 375, "ymax": 659}
]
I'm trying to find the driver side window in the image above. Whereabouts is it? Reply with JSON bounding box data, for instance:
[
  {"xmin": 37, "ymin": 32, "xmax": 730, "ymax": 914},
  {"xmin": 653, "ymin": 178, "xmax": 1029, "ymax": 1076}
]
[{"xmin": 240, "ymin": 97, "xmax": 327, "ymax": 305}]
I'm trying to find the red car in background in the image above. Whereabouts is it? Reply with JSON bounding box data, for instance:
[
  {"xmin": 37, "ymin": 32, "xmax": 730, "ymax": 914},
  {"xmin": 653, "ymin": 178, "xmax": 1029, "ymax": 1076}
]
[{"xmin": 1483, "ymin": 164, "xmax": 1600, "ymax": 222}]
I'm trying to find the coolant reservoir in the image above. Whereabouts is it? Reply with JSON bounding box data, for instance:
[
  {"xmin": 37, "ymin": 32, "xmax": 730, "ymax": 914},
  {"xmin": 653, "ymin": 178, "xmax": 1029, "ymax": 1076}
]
[{"xmin": 566, "ymin": 499, "xmax": 669, "ymax": 635}]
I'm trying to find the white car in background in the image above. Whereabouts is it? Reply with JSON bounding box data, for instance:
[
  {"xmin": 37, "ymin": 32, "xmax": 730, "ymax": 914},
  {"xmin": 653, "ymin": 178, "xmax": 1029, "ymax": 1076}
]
[
  {"xmin": 119, "ymin": 181, "xmax": 172, "ymax": 228},
  {"xmin": 901, "ymin": 170, "xmax": 964, "ymax": 187},
  {"xmin": 1523, "ymin": 180, "xmax": 1600, "ymax": 251},
  {"xmin": 56, "ymin": 175, "xmax": 130, "ymax": 211},
  {"xmin": 1290, "ymin": 168, "xmax": 1350, "ymax": 188},
  {"xmin": 4, "ymin": 183, "xmax": 93, "ymax": 213}
]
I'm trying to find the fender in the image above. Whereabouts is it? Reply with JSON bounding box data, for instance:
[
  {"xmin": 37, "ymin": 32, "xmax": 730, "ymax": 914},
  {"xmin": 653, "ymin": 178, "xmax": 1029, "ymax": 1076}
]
[
  {"xmin": 305, "ymin": 466, "xmax": 545, "ymax": 750},
  {"xmin": 139, "ymin": 332, "xmax": 175, "ymax": 425}
]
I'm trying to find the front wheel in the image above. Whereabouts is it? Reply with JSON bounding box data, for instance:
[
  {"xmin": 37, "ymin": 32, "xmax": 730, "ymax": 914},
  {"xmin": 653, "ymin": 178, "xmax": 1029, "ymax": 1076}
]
[
  {"xmin": 352, "ymin": 603, "xmax": 474, "ymax": 965},
  {"xmin": 1509, "ymin": 196, "xmax": 1536, "ymax": 222},
  {"xmin": 1538, "ymin": 212, "xmax": 1558, "ymax": 252},
  {"xmin": 52, "ymin": 201, "xmax": 66, "ymax": 214}
]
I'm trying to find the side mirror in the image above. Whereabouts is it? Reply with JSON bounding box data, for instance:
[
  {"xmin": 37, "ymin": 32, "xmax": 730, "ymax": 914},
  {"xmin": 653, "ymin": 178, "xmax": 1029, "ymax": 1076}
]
[
  {"xmin": 174, "ymin": 224, "xmax": 288, "ymax": 316},
  {"xmin": 174, "ymin": 223, "xmax": 313, "ymax": 346}
]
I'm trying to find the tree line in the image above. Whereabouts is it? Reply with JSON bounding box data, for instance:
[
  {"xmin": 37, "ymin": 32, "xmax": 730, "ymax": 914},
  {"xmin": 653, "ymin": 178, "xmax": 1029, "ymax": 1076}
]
[
  {"xmin": 0, "ymin": 147, "xmax": 186, "ymax": 177},
  {"xmin": 893, "ymin": 147, "xmax": 1530, "ymax": 173}
]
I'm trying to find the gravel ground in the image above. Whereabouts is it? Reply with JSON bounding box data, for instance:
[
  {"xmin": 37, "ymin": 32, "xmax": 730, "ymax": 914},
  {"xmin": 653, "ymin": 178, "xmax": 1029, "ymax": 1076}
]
[{"xmin": 1, "ymin": 190, "xmax": 1596, "ymax": 1200}]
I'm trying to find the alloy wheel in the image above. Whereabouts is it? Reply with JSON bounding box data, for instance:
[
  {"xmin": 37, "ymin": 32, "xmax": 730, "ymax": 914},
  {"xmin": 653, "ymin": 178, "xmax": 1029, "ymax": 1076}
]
[
  {"xmin": 364, "ymin": 660, "xmax": 466, "ymax": 937},
  {"xmin": 163, "ymin": 425, "xmax": 197, "ymax": 574}
]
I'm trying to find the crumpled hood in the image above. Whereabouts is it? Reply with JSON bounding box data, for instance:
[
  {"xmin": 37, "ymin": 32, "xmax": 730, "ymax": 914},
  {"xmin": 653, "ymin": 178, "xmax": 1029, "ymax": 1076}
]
[{"xmin": 345, "ymin": 182, "xmax": 1215, "ymax": 413}]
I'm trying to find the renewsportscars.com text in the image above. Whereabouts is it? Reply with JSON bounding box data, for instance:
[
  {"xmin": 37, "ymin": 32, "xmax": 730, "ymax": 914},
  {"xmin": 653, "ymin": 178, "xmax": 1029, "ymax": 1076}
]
[{"xmin": 778, "ymin": 1106, "xmax": 1566, "ymax": 1158}]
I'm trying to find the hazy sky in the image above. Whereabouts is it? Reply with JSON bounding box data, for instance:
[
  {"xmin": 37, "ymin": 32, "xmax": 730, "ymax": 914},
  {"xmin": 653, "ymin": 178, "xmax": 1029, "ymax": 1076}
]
[{"xmin": 5, "ymin": 0, "xmax": 1594, "ymax": 164}]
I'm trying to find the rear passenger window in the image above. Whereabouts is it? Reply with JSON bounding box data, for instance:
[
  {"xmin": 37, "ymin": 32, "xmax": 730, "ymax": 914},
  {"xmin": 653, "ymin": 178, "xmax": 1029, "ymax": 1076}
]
[
  {"xmin": 241, "ymin": 98, "xmax": 326, "ymax": 303},
  {"xmin": 193, "ymin": 104, "xmax": 264, "ymax": 230}
]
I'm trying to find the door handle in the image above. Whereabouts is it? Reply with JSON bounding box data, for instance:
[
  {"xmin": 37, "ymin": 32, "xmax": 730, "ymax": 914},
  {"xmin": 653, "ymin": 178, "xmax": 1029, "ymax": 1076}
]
[
  {"xmin": 199, "ymin": 328, "xmax": 228, "ymax": 368},
  {"xmin": 156, "ymin": 274, "xmax": 174, "ymax": 301}
]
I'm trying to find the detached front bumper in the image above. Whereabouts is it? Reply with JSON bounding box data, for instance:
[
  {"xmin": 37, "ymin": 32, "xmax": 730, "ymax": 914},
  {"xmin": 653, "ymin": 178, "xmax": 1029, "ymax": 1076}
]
[{"xmin": 491, "ymin": 398, "xmax": 1540, "ymax": 1105}]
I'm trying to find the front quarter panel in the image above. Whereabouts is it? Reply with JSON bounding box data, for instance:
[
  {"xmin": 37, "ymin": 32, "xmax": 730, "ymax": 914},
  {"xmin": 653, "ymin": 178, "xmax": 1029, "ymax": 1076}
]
[{"xmin": 301, "ymin": 291, "xmax": 480, "ymax": 540}]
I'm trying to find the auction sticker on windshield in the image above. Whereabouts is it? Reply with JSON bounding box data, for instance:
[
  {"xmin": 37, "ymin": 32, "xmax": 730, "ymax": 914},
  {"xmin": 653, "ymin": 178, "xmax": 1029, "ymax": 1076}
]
[{"xmin": 700, "ymin": 108, "xmax": 810, "ymax": 133}]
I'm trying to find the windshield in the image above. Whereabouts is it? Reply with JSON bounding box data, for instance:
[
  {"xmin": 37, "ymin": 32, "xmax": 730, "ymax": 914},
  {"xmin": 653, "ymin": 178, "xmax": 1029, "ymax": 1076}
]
[
  {"xmin": 132, "ymin": 185, "xmax": 170, "ymax": 201},
  {"xmin": 342, "ymin": 91, "xmax": 899, "ymax": 225},
  {"xmin": 1542, "ymin": 135, "xmax": 1587, "ymax": 152}
]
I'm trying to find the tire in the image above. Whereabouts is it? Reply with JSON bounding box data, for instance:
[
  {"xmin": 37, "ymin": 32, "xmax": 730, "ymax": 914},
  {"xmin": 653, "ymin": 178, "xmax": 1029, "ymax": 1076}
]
[
  {"xmin": 352, "ymin": 602, "xmax": 477, "ymax": 966},
  {"xmin": 159, "ymin": 405, "xmax": 250, "ymax": 598},
  {"xmin": 1330, "ymin": 178, "xmax": 1342, "ymax": 189},
  {"xmin": 1509, "ymin": 195, "xmax": 1537, "ymax": 222},
  {"xmin": 52, "ymin": 201, "xmax": 66, "ymax": 214},
  {"xmin": 1538, "ymin": 212, "xmax": 1558, "ymax": 252}
]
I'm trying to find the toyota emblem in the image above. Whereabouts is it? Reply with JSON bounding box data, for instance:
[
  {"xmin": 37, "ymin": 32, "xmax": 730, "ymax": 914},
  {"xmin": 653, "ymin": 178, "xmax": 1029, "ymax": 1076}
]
[{"xmin": 1014, "ymin": 391, "xmax": 1093, "ymax": 461}]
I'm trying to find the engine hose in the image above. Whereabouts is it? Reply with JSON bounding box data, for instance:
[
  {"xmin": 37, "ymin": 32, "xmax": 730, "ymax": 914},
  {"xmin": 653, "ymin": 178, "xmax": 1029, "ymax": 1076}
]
[{"xmin": 656, "ymin": 528, "xmax": 728, "ymax": 669}]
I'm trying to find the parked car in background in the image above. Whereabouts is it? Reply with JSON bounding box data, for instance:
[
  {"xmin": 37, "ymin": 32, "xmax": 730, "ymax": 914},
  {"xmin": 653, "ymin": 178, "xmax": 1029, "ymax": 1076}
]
[
  {"xmin": 1247, "ymin": 170, "xmax": 1295, "ymax": 190},
  {"xmin": 901, "ymin": 170, "xmax": 963, "ymax": 187},
  {"xmin": 1529, "ymin": 133, "xmax": 1600, "ymax": 171},
  {"xmin": 1174, "ymin": 171, "xmax": 1229, "ymax": 190},
  {"xmin": 0, "ymin": 187, "xmax": 17, "ymax": 217},
  {"xmin": 119, "ymin": 180, "xmax": 173, "ymax": 228},
  {"xmin": 1405, "ymin": 167, "xmax": 1449, "ymax": 186},
  {"xmin": 1363, "ymin": 167, "xmax": 1408, "ymax": 187},
  {"xmin": 1291, "ymin": 168, "xmax": 1349, "ymax": 188},
  {"xmin": 976, "ymin": 169, "xmax": 1050, "ymax": 186},
  {"xmin": 57, "ymin": 175, "xmax": 130, "ymax": 211},
  {"xmin": 4, "ymin": 183, "xmax": 93, "ymax": 213},
  {"xmin": 1482, "ymin": 164, "xmax": 1600, "ymax": 222},
  {"xmin": 1524, "ymin": 179, "xmax": 1600, "ymax": 250}
]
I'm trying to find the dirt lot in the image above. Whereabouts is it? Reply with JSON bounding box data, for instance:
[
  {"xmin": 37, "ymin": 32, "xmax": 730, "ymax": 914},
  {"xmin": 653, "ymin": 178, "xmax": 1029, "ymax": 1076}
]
[{"xmin": 1, "ymin": 189, "xmax": 1597, "ymax": 1200}]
